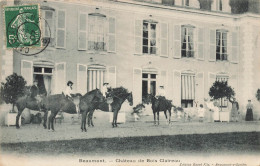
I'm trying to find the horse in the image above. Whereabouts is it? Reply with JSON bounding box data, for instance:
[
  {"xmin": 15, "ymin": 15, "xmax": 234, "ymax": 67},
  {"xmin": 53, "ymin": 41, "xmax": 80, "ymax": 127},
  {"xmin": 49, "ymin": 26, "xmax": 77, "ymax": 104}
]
[
  {"xmin": 15, "ymin": 93, "xmax": 45, "ymax": 129},
  {"xmin": 78, "ymin": 89, "xmax": 105, "ymax": 132},
  {"xmin": 41, "ymin": 93, "xmax": 81, "ymax": 131},
  {"xmin": 147, "ymin": 94, "xmax": 173, "ymax": 125},
  {"xmin": 87, "ymin": 87, "xmax": 133, "ymax": 128},
  {"xmin": 15, "ymin": 92, "xmax": 80, "ymax": 130}
]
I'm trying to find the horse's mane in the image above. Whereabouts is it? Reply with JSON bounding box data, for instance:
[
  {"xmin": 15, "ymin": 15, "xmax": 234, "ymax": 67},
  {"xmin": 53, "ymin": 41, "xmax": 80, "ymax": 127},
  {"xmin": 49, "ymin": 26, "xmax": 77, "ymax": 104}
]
[
  {"xmin": 109, "ymin": 86, "xmax": 129, "ymax": 97},
  {"xmin": 82, "ymin": 89, "xmax": 100, "ymax": 98}
]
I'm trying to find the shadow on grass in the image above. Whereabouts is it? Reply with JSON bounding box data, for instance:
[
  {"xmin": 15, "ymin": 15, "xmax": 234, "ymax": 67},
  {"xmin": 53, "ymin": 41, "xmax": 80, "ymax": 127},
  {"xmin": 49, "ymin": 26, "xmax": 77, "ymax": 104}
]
[{"xmin": 1, "ymin": 132, "xmax": 260, "ymax": 156}]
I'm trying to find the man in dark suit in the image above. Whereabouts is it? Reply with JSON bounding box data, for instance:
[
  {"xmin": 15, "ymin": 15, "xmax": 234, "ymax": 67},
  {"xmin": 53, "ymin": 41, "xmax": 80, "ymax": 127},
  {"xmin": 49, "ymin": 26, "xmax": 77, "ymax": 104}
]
[{"xmin": 30, "ymin": 80, "xmax": 39, "ymax": 101}]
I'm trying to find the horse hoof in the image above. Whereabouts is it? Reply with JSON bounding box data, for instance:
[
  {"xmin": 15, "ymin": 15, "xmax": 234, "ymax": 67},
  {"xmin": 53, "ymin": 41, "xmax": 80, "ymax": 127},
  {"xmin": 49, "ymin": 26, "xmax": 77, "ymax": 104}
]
[{"xmin": 16, "ymin": 126, "xmax": 20, "ymax": 129}]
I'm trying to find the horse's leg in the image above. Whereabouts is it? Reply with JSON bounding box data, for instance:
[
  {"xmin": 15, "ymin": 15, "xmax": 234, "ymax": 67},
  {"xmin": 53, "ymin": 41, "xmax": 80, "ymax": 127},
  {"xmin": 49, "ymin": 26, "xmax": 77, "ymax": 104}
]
[
  {"xmin": 16, "ymin": 106, "xmax": 24, "ymax": 129},
  {"xmin": 157, "ymin": 111, "xmax": 160, "ymax": 125},
  {"xmin": 48, "ymin": 112, "xmax": 53, "ymax": 130},
  {"xmin": 51, "ymin": 111, "xmax": 58, "ymax": 131},
  {"xmin": 43, "ymin": 110, "xmax": 48, "ymax": 129},
  {"xmin": 114, "ymin": 110, "xmax": 119, "ymax": 127},
  {"xmin": 81, "ymin": 111, "xmax": 87, "ymax": 132},
  {"xmin": 153, "ymin": 112, "xmax": 156, "ymax": 125},
  {"xmin": 164, "ymin": 110, "xmax": 168, "ymax": 125},
  {"xmin": 90, "ymin": 112, "xmax": 94, "ymax": 127},
  {"xmin": 112, "ymin": 109, "xmax": 117, "ymax": 128},
  {"xmin": 168, "ymin": 109, "xmax": 171, "ymax": 125}
]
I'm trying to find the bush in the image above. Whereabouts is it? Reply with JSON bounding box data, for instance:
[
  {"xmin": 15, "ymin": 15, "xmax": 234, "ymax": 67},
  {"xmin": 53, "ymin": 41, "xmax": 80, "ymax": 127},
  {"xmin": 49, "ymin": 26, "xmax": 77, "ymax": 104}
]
[{"xmin": 0, "ymin": 73, "xmax": 27, "ymax": 112}]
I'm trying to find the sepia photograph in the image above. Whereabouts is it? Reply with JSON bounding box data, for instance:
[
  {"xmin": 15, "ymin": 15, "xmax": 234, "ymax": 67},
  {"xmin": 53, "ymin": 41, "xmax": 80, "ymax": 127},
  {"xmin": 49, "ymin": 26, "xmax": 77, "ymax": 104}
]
[{"xmin": 0, "ymin": 0, "xmax": 259, "ymax": 165}]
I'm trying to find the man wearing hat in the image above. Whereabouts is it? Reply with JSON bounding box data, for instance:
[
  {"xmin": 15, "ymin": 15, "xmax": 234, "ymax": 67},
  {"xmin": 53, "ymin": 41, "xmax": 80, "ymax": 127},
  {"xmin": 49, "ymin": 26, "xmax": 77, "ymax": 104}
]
[
  {"xmin": 30, "ymin": 80, "xmax": 39, "ymax": 101},
  {"xmin": 157, "ymin": 86, "xmax": 166, "ymax": 98},
  {"xmin": 64, "ymin": 81, "xmax": 73, "ymax": 99}
]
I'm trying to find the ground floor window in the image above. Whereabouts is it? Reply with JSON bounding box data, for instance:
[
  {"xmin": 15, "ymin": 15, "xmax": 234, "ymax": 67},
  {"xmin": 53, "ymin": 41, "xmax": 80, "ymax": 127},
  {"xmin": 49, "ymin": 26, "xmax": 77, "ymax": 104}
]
[
  {"xmin": 181, "ymin": 73, "xmax": 195, "ymax": 108},
  {"xmin": 33, "ymin": 66, "xmax": 53, "ymax": 95},
  {"xmin": 87, "ymin": 66, "xmax": 106, "ymax": 92},
  {"xmin": 142, "ymin": 73, "xmax": 156, "ymax": 98}
]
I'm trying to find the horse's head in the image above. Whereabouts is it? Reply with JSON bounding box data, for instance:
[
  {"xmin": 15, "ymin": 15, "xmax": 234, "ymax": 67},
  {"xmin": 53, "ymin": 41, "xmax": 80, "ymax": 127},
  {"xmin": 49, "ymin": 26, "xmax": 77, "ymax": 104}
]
[{"xmin": 127, "ymin": 92, "xmax": 133, "ymax": 106}]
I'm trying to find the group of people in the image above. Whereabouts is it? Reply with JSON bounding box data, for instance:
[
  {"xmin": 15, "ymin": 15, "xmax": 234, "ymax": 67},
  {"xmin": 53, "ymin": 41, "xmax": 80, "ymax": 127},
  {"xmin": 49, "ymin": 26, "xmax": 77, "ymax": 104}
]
[
  {"xmin": 196, "ymin": 98, "xmax": 254, "ymax": 123},
  {"xmin": 29, "ymin": 79, "xmax": 254, "ymax": 122}
]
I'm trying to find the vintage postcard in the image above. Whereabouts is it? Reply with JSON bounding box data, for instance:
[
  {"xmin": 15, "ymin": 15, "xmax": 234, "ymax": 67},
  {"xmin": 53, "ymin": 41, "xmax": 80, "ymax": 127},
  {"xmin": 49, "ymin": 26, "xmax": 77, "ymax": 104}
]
[{"xmin": 0, "ymin": 0, "xmax": 259, "ymax": 166}]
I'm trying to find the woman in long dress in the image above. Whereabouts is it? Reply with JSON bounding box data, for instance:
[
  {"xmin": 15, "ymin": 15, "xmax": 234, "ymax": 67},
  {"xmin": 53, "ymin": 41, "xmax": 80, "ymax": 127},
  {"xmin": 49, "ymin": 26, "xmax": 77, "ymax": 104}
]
[{"xmin": 245, "ymin": 100, "xmax": 253, "ymax": 121}]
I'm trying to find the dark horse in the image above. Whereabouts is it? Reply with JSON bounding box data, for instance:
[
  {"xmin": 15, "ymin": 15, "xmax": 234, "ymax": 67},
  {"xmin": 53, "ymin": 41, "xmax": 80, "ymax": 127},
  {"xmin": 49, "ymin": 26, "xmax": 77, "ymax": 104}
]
[
  {"xmin": 15, "ymin": 93, "xmax": 79, "ymax": 131},
  {"xmin": 147, "ymin": 94, "xmax": 173, "ymax": 125},
  {"xmin": 78, "ymin": 89, "xmax": 105, "ymax": 132},
  {"xmin": 88, "ymin": 87, "xmax": 133, "ymax": 128}
]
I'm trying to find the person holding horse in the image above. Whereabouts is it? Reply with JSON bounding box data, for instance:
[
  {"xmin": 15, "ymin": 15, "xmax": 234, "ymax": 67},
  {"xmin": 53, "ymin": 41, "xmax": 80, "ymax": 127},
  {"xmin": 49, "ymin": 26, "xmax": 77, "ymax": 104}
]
[
  {"xmin": 29, "ymin": 80, "xmax": 41, "ymax": 109},
  {"xmin": 229, "ymin": 97, "xmax": 240, "ymax": 122},
  {"xmin": 63, "ymin": 81, "xmax": 73, "ymax": 100}
]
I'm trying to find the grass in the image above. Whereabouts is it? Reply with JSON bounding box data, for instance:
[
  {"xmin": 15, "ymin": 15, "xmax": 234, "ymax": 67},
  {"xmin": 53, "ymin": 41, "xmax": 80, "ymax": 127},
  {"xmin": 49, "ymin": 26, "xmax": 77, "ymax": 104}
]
[{"xmin": 1, "ymin": 132, "xmax": 260, "ymax": 156}]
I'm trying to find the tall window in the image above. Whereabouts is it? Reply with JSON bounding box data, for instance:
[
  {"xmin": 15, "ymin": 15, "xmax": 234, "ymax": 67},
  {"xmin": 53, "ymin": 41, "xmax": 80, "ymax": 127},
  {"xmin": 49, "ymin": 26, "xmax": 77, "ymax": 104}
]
[
  {"xmin": 181, "ymin": 25, "xmax": 194, "ymax": 58},
  {"xmin": 143, "ymin": 20, "xmax": 157, "ymax": 54},
  {"xmin": 33, "ymin": 66, "xmax": 53, "ymax": 96},
  {"xmin": 216, "ymin": 30, "xmax": 228, "ymax": 61},
  {"xmin": 88, "ymin": 13, "xmax": 106, "ymax": 51},
  {"xmin": 181, "ymin": 73, "xmax": 195, "ymax": 108},
  {"xmin": 216, "ymin": 75, "xmax": 229, "ymax": 107},
  {"xmin": 142, "ymin": 73, "xmax": 156, "ymax": 97},
  {"xmin": 41, "ymin": 9, "xmax": 55, "ymax": 47},
  {"xmin": 216, "ymin": 0, "xmax": 223, "ymax": 11},
  {"xmin": 87, "ymin": 65, "xmax": 106, "ymax": 92}
]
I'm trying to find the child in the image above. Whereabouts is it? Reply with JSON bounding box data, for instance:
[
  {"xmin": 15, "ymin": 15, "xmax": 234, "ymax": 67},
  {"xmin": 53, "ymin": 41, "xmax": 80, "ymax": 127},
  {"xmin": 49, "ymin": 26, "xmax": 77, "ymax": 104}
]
[{"xmin": 197, "ymin": 104, "xmax": 205, "ymax": 122}]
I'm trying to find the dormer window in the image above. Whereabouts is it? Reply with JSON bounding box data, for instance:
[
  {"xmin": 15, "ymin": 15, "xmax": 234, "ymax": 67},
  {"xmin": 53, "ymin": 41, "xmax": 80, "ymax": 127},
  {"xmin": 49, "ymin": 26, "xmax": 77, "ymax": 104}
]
[
  {"xmin": 216, "ymin": 0, "xmax": 223, "ymax": 11},
  {"xmin": 182, "ymin": 0, "xmax": 189, "ymax": 6}
]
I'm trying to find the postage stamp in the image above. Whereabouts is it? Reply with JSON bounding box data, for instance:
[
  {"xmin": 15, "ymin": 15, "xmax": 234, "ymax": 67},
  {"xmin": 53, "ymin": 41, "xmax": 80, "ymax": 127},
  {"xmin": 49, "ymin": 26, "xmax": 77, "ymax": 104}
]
[{"xmin": 4, "ymin": 4, "xmax": 41, "ymax": 49}]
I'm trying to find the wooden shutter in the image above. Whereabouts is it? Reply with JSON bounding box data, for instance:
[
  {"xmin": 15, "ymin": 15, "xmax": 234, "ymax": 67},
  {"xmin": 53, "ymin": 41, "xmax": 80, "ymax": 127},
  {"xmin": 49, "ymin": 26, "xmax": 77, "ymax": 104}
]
[
  {"xmin": 108, "ymin": 17, "xmax": 116, "ymax": 52},
  {"xmin": 231, "ymin": 32, "xmax": 238, "ymax": 63},
  {"xmin": 77, "ymin": 64, "xmax": 87, "ymax": 95},
  {"xmin": 21, "ymin": 60, "xmax": 33, "ymax": 85},
  {"xmin": 78, "ymin": 12, "xmax": 87, "ymax": 50},
  {"xmin": 107, "ymin": 66, "xmax": 116, "ymax": 88},
  {"xmin": 55, "ymin": 62, "xmax": 66, "ymax": 94},
  {"xmin": 196, "ymin": 72, "xmax": 204, "ymax": 104},
  {"xmin": 209, "ymin": 29, "xmax": 216, "ymax": 62},
  {"xmin": 197, "ymin": 28, "xmax": 204, "ymax": 60},
  {"xmin": 173, "ymin": 70, "xmax": 181, "ymax": 106},
  {"xmin": 208, "ymin": 72, "xmax": 216, "ymax": 95},
  {"xmin": 173, "ymin": 25, "xmax": 181, "ymax": 58},
  {"xmin": 229, "ymin": 74, "xmax": 237, "ymax": 94},
  {"xmin": 56, "ymin": 10, "xmax": 66, "ymax": 48},
  {"xmin": 160, "ymin": 23, "xmax": 168, "ymax": 57},
  {"xmin": 133, "ymin": 68, "xmax": 142, "ymax": 105},
  {"xmin": 135, "ymin": 19, "xmax": 142, "ymax": 55}
]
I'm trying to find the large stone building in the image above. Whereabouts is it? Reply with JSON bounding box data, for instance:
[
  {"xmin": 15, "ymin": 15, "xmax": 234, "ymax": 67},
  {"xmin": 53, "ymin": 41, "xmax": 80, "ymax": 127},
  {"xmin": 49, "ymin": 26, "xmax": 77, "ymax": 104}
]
[{"xmin": 1, "ymin": 0, "xmax": 260, "ymax": 119}]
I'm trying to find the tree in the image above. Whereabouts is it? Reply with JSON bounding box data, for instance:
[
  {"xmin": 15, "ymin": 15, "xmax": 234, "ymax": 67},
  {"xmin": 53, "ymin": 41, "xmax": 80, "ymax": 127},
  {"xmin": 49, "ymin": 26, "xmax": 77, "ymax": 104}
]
[
  {"xmin": 256, "ymin": 89, "xmax": 260, "ymax": 102},
  {"xmin": 0, "ymin": 73, "xmax": 27, "ymax": 113},
  {"xmin": 209, "ymin": 81, "xmax": 235, "ymax": 111}
]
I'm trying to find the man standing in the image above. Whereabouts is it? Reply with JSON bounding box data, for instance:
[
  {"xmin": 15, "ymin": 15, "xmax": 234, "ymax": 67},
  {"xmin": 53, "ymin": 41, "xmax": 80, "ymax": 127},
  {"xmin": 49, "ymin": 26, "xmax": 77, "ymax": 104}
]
[
  {"xmin": 30, "ymin": 80, "xmax": 39, "ymax": 102},
  {"xmin": 229, "ymin": 97, "xmax": 239, "ymax": 122}
]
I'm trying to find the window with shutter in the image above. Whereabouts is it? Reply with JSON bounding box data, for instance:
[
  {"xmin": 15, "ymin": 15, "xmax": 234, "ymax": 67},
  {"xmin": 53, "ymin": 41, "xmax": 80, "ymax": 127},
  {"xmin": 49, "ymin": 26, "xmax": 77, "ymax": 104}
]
[
  {"xmin": 56, "ymin": 10, "xmax": 66, "ymax": 49},
  {"xmin": 77, "ymin": 64, "xmax": 87, "ymax": 94},
  {"xmin": 160, "ymin": 23, "xmax": 168, "ymax": 57},
  {"xmin": 55, "ymin": 62, "xmax": 66, "ymax": 94},
  {"xmin": 197, "ymin": 28, "xmax": 204, "ymax": 60},
  {"xmin": 181, "ymin": 25, "xmax": 195, "ymax": 58},
  {"xmin": 21, "ymin": 60, "xmax": 33, "ymax": 85},
  {"xmin": 87, "ymin": 64, "xmax": 106, "ymax": 92},
  {"xmin": 173, "ymin": 70, "xmax": 181, "ymax": 106},
  {"xmin": 108, "ymin": 17, "xmax": 116, "ymax": 52},
  {"xmin": 78, "ymin": 12, "xmax": 87, "ymax": 50},
  {"xmin": 209, "ymin": 29, "xmax": 216, "ymax": 61},
  {"xmin": 133, "ymin": 68, "xmax": 142, "ymax": 105},
  {"xmin": 135, "ymin": 20, "xmax": 142, "ymax": 55},
  {"xmin": 142, "ymin": 20, "xmax": 158, "ymax": 55},
  {"xmin": 173, "ymin": 25, "xmax": 181, "ymax": 58},
  {"xmin": 181, "ymin": 72, "xmax": 195, "ymax": 108},
  {"xmin": 41, "ymin": 8, "xmax": 55, "ymax": 47},
  {"xmin": 196, "ymin": 72, "xmax": 204, "ymax": 104},
  {"xmin": 216, "ymin": 30, "xmax": 228, "ymax": 61},
  {"xmin": 88, "ymin": 13, "xmax": 106, "ymax": 51},
  {"xmin": 231, "ymin": 32, "xmax": 238, "ymax": 63}
]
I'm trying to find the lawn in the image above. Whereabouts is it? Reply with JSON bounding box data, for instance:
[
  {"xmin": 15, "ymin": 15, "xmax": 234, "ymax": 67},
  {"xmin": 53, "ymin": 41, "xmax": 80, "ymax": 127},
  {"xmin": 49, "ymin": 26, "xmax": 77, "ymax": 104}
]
[{"xmin": 1, "ymin": 132, "xmax": 260, "ymax": 156}]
